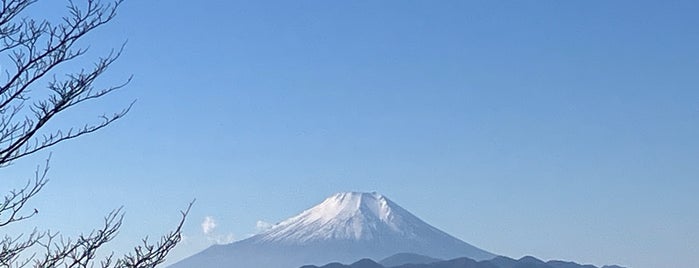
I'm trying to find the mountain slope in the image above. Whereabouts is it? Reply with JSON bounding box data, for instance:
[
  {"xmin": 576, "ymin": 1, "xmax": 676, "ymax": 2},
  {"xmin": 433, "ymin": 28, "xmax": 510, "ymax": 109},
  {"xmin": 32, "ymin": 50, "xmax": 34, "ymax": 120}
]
[{"xmin": 169, "ymin": 192, "xmax": 495, "ymax": 268}]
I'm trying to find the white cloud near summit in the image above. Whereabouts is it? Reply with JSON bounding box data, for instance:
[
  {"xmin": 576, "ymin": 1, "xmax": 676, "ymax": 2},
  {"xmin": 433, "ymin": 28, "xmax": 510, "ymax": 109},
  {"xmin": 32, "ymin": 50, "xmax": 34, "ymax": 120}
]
[
  {"xmin": 255, "ymin": 220, "xmax": 273, "ymax": 233},
  {"xmin": 201, "ymin": 216, "xmax": 217, "ymax": 235}
]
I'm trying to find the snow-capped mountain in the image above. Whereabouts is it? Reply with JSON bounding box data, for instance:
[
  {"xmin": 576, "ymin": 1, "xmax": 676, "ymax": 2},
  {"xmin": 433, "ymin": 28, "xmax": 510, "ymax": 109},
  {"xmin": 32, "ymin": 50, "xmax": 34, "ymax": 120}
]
[{"xmin": 169, "ymin": 192, "xmax": 495, "ymax": 268}]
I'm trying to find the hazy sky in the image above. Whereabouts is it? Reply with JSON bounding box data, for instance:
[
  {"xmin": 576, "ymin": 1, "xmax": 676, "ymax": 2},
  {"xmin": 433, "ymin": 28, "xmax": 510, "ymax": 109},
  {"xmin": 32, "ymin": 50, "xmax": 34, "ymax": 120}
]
[{"xmin": 2, "ymin": 1, "xmax": 698, "ymax": 268}]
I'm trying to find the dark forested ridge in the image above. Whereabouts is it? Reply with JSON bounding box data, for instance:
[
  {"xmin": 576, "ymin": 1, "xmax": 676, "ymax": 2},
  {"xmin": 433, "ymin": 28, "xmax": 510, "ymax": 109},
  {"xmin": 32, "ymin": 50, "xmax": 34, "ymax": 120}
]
[{"xmin": 300, "ymin": 254, "xmax": 625, "ymax": 268}]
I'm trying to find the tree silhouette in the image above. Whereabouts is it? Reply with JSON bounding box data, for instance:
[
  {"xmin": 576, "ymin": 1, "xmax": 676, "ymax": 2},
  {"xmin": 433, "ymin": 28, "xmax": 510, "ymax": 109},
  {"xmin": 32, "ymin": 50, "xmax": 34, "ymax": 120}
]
[{"xmin": 0, "ymin": 1, "xmax": 190, "ymax": 267}]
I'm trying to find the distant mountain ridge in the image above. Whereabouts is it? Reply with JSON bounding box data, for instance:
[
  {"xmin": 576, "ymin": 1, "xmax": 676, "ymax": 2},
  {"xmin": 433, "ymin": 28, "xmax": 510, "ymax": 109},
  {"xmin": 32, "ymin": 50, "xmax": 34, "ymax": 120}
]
[
  {"xmin": 169, "ymin": 192, "xmax": 495, "ymax": 268},
  {"xmin": 379, "ymin": 253, "xmax": 443, "ymax": 267},
  {"xmin": 301, "ymin": 254, "xmax": 625, "ymax": 268}
]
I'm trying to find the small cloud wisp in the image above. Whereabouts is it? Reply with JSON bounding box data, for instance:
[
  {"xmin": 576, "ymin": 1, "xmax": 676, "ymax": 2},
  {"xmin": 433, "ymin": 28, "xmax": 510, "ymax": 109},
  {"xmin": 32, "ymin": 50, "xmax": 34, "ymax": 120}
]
[
  {"xmin": 201, "ymin": 216, "xmax": 217, "ymax": 235},
  {"xmin": 256, "ymin": 220, "xmax": 273, "ymax": 233}
]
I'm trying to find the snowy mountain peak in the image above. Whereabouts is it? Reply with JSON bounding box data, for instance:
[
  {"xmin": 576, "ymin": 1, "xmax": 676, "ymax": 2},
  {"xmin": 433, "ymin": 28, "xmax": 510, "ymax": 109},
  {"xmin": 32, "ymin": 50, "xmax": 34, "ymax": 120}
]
[
  {"xmin": 170, "ymin": 192, "xmax": 497, "ymax": 268},
  {"xmin": 317, "ymin": 192, "xmax": 393, "ymax": 221},
  {"xmin": 254, "ymin": 192, "xmax": 410, "ymax": 243}
]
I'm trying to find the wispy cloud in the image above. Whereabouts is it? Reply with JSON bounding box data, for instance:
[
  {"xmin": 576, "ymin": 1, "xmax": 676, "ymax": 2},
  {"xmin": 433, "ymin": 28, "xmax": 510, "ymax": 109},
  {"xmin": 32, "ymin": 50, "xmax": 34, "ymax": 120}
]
[
  {"xmin": 211, "ymin": 233, "xmax": 236, "ymax": 244},
  {"xmin": 201, "ymin": 216, "xmax": 217, "ymax": 235},
  {"xmin": 200, "ymin": 216, "xmax": 236, "ymax": 244},
  {"xmin": 255, "ymin": 220, "xmax": 273, "ymax": 233}
]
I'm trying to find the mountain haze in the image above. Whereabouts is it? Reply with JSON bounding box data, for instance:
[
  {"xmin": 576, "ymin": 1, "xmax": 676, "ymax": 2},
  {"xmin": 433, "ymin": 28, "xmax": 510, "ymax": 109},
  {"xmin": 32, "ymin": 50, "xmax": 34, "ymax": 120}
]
[{"xmin": 170, "ymin": 192, "xmax": 495, "ymax": 268}]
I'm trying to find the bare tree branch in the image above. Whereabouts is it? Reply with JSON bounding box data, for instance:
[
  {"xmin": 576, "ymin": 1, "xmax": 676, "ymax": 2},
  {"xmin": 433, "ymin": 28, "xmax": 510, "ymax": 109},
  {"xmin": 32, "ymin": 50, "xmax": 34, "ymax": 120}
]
[
  {"xmin": 0, "ymin": 1, "xmax": 192, "ymax": 267},
  {"xmin": 0, "ymin": 0, "xmax": 129, "ymax": 166}
]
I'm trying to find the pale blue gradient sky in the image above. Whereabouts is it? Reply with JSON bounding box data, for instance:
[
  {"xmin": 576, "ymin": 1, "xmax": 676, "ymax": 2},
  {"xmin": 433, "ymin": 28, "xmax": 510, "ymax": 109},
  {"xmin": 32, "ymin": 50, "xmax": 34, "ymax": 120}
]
[{"xmin": 3, "ymin": 1, "xmax": 698, "ymax": 268}]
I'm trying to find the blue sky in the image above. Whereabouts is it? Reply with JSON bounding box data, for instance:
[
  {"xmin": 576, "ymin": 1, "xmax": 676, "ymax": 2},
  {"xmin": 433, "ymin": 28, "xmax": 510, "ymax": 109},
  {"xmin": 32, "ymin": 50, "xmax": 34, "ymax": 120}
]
[{"xmin": 2, "ymin": 1, "xmax": 698, "ymax": 268}]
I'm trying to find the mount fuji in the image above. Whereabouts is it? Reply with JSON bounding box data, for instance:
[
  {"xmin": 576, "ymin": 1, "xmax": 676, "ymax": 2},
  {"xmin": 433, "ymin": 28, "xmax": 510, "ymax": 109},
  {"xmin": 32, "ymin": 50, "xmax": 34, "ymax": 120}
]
[{"xmin": 169, "ymin": 192, "xmax": 495, "ymax": 268}]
